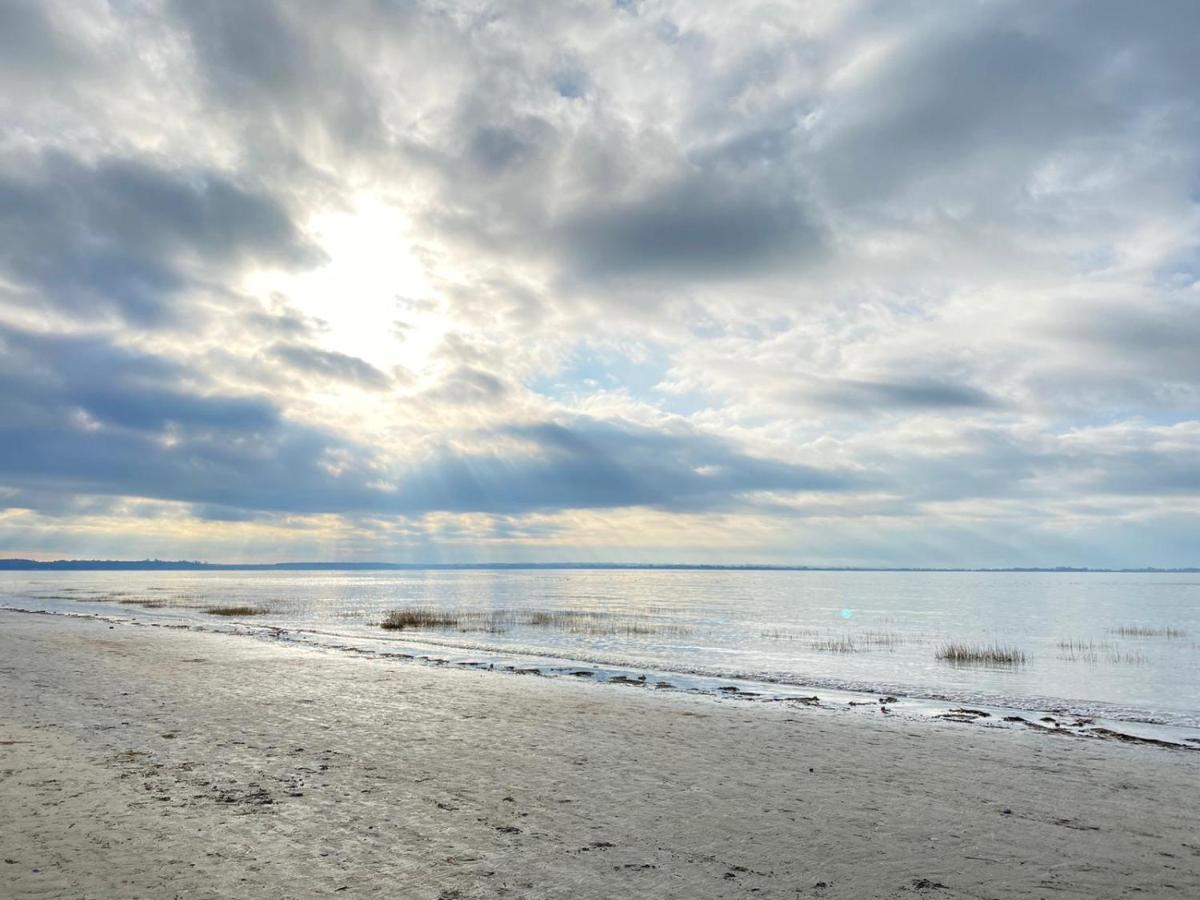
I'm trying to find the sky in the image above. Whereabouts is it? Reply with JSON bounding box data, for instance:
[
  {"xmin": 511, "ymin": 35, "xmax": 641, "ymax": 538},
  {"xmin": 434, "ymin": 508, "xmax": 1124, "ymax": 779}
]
[{"xmin": 1, "ymin": 0, "xmax": 1198, "ymax": 567}]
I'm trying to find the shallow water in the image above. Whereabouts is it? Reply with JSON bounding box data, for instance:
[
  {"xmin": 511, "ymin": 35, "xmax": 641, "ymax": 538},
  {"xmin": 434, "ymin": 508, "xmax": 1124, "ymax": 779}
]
[{"xmin": 3, "ymin": 569, "xmax": 1199, "ymax": 730}]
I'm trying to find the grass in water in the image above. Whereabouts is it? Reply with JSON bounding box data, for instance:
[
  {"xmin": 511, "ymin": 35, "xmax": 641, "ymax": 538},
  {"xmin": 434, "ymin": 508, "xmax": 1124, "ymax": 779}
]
[
  {"xmin": 381, "ymin": 608, "xmax": 461, "ymax": 630},
  {"xmin": 859, "ymin": 630, "xmax": 905, "ymax": 650},
  {"xmin": 379, "ymin": 606, "xmax": 688, "ymax": 637},
  {"xmin": 936, "ymin": 642, "xmax": 1026, "ymax": 665},
  {"xmin": 1110, "ymin": 625, "xmax": 1186, "ymax": 638},
  {"xmin": 762, "ymin": 629, "xmax": 903, "ymax": 651},
  {"xmin": 1056, "ymin": 638, "xmax": 1148, "ymax": 665},
  {"xmin": 760, "ymin": 627, "xmax": 821, "ymax": 641},
  {"xmin": 809, "ymin": 635, "xmax": 859, "ymax": 653},
  {"xmin": 205, "ymin": 605, "xmax": 268, "ymax": 617}
]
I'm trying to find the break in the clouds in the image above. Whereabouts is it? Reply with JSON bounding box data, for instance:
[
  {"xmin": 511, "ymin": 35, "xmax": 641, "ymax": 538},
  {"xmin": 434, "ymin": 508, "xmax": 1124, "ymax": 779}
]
[{"xmin": 1, "ymin": 0, "xmax": 1198, "ymax": 566}]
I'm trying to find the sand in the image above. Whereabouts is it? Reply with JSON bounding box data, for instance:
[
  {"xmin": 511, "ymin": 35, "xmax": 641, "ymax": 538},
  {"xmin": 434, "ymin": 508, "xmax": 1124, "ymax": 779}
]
[{"xmin": 1, "ymin": 610, "xmax": 1198, "ymax": 899}]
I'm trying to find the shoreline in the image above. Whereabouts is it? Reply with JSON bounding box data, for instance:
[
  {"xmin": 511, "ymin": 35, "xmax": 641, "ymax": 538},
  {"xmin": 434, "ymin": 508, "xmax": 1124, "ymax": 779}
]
[
  {"xmin": 3, "ymin": 609, "xmax": 1200, "ymax": 898},
  {"xmin": 5, "ymin": 604, "xmax": 1200, "ymax": 751}
]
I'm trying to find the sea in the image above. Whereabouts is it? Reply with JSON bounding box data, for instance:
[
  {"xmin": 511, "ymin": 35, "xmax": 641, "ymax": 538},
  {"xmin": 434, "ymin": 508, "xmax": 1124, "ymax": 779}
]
[{"xmin": 4, "ymin": 568, "xmax": 1199, "ymax": 743}]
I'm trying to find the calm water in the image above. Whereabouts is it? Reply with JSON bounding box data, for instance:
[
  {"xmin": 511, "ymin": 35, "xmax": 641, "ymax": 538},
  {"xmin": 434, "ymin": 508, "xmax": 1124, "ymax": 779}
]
[{"xmin": 3, "ymin": 569, "xmax": 1199, "ymax": 729}]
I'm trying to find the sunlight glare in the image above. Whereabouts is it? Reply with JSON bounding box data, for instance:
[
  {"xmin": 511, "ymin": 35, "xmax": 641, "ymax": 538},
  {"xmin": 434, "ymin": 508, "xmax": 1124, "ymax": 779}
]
[{"xmin": 245, "ymin": 196, "xmax": 444, "ymax": 374}]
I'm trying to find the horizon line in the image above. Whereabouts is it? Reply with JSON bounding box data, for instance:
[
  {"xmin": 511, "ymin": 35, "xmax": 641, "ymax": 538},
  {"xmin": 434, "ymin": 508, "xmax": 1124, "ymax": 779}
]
[{"xmin": 1, "ymin": 558, "xmax": 1197, "ymax": 573}]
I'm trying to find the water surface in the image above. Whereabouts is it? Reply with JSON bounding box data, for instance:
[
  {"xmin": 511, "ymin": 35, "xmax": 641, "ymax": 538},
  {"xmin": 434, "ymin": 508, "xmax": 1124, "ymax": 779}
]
[{"xmin": 4, "ymin": 569, "xmax": 1198, "ymax": 730}]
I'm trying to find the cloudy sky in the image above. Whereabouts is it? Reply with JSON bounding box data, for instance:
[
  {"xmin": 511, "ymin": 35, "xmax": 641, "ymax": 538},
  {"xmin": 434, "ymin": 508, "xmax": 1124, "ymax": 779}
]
[{"xmin": 1, "ymin": 0, "xmax": 1198, "ymax": 566}]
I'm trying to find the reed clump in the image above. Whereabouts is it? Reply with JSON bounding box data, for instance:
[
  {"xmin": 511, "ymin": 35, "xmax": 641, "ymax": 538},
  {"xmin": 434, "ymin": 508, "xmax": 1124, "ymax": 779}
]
[
  {"xmin": 381, "ymin": 608, "xmax": 461, "ymax": 630},
  {"xmin": 936, "ymin": 642, "xmax": 1026, "ymax": 665},
  {"xmin": 205, "ymin": 605, "xmax": 268, "ymax": 617}
]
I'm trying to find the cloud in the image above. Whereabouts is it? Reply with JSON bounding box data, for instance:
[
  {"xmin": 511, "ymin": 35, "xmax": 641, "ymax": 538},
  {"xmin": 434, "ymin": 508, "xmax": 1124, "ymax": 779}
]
[
  {"xmin": 805, "ymin": 378, "xmax": 998, "ymax": 412},
  {"xmin": 1, "ymin": 1, "xmax": 1198, "ymax": 563},
  {"xmin": 0, "ymin": 152, "xmax": 320, "ymax": 324},
  {"xmin": 420, "ymin": 366, "xmax": 510, "ymax": 406},
  {"xmin": 0, "ymin": 0, "xmax": 86, "ymax": 83},
  {"xmin": 558, "ymin": 173, "xmax": 822, "ymax": 284},
  {"xmin": 488, "ymin": 417, "xmax": 852, "ymax": 512},
  {"xmin": 0, "ymin": 326, "xmax": 323, "ymax": 508},
  {"xmin": 0, "ymin": 325, "xmax": 851, "ymax": 519},
  {"xmin": 269, "ymin": 343, "xmax": 392, "ymax": 390}
]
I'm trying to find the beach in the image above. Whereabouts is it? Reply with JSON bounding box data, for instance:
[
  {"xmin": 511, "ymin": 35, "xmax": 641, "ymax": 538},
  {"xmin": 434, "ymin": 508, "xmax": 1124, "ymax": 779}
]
[{"xmin": 2, "ymin": 610, "xmax": 1198, "ymax": 899}]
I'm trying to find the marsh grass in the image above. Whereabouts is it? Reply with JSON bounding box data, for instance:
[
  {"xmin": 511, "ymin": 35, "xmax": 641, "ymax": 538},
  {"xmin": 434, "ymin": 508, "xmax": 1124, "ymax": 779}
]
[
  {"xmin": 760, "ymin": 627, "xmax": 821, "ymax": 641},
  {"xmin": 1110, "ymin": 625, "xmax": 1187, "ymax": 639},
  {"xmin": 761, "ymin": 628, "xmax": 904, "ymax": 652},
  {"xmin": 205, "ymin": 605, "xmax": 269, "ymax": 617},
  {"xmin": 859, "ymin": 630, "xmax": 905, "ymax": 650},
  {"xmin": 1056, "ymin": 638, "xmax": 1148, "ymax": 665},
  {"xmin": 69, "ymin": 591, "xmax": 148, "ymax": 603},
  {"xmin": 1056, "ymin": 638, "xmax": 1111, "ymax": 664},
  {"xmin": 1111, "ymin": 650, "xmax": 1148, "ymax": 664},
  {"xmin": 71, "ymin": 592, "xmax": 207, "ymax": 609},
  {"xmin": 810, "ymin": 635, "xmax": 859, "ymax": 653},
  {"xmin": 381, "ymin": 608, "xmax": 460, "ymax": 630},
  {"xmin": 379, "ymin": 606, "xmax": 689, "ymax": 637},
  {"xmin": 936, "ymin": 642, "xmax": 1026, "ymax": 665}
]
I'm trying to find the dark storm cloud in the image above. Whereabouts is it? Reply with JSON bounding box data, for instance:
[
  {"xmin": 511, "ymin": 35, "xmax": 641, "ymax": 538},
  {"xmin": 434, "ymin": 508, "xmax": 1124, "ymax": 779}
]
[
  {"xmin": 0, "ymin": 153, "xmax": 320, "ymax": 323},
  {"xmin": 269, "ymin": 343, "xmax": 392, "ymax": 390}
]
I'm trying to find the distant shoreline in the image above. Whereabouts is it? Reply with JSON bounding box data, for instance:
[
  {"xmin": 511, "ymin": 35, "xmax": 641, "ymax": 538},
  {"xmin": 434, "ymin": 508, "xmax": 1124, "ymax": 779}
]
[{"xmin": 1, "ymin": 558, "xmax": 1196, "ymax": 573}]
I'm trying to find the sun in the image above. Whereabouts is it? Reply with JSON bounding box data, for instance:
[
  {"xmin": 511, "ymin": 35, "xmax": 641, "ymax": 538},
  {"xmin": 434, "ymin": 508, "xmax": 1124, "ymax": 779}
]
[{"xmin": 244, "ymin": 194, "xmax": 445, "ymax": 375}]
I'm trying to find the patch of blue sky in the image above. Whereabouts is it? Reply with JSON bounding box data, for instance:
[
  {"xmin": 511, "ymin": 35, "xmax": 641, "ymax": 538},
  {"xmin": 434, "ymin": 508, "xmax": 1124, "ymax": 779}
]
[
  {"xmin": 553, "ymin": 69, "xmax": 587, "ymax": 99},
  {"xmin": 530, "ymin": 344, "xmax": 712, "ymax": 416},
  {"xmin": 1152, "ymin": 247, "xmax": 1199, "ymax": 287}
]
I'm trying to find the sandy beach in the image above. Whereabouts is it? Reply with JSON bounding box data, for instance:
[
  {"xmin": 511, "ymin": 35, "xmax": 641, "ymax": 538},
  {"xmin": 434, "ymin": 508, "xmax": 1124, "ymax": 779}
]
[{"xmin": 2, "ymin": 610, "xmax": 1198, "ymax": 899}]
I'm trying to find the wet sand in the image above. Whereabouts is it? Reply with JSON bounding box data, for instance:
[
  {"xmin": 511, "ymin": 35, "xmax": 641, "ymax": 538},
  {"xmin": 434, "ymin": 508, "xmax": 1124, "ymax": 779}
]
[{"xmin": 2, "ymin": 610, "xmax": 1198, "ymax": 898}]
